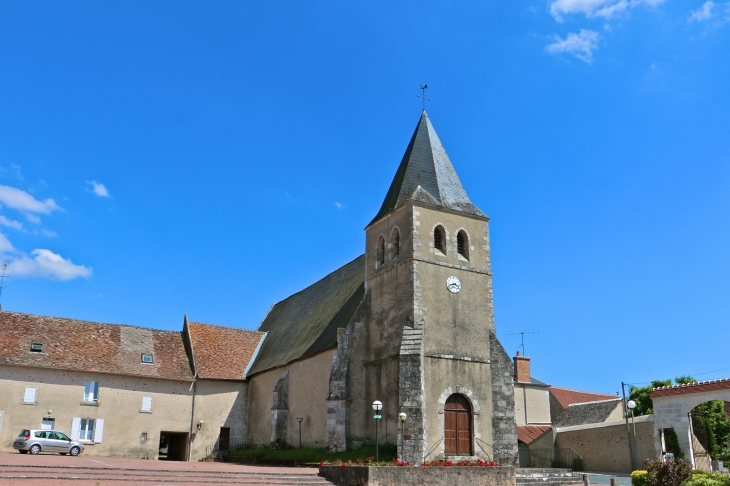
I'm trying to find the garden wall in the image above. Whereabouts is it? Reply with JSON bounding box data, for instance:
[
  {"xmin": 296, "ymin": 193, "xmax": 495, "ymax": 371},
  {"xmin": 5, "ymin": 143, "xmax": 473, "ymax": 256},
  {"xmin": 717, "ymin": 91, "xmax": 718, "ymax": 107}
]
[{"xmin": 319, "ymin": 465, "xmax": 516, "ymax": 486}]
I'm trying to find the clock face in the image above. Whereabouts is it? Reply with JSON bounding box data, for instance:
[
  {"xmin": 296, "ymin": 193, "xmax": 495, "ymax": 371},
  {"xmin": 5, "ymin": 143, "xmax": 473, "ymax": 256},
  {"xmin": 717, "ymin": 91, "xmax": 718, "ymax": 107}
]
[{"xmin": 446, "ymin": 276, "xmax": 461, "ymax": 293}]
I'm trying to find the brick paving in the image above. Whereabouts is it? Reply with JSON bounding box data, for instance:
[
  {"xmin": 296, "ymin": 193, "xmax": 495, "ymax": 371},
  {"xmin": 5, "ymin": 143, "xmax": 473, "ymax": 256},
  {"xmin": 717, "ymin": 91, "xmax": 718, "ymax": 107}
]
[{"xmin": 0, "ymin": 452, "xmax": 331, "ymax": 485}]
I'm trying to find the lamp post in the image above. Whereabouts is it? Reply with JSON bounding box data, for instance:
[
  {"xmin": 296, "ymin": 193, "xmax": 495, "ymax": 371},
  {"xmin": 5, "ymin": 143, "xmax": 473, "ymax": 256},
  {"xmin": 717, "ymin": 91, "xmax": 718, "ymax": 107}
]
[
  {"xmin": 628, "ymin": 400, "xmax": 638, "ymax": 467},
  {"xmin": 297, "ymin": 417, "xmax": 303, "ymax": 448},
  {"xmin": 398, "ymin": 412, "xmax": 407, "ymax": 461},
  {"xmin": 372, "ymin": 400, "xmax": 383, "ymax": 462},
  {"xmin": 622, "ymin": 382, "xmax": 636, "ymax": 471}
]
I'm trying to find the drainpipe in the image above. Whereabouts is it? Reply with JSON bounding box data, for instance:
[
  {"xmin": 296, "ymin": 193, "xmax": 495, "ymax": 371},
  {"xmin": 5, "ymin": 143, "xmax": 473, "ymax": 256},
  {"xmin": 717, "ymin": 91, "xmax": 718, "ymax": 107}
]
[{"xmin": 188, "ymin": 374, "xmax": 198, "ymax": 461}]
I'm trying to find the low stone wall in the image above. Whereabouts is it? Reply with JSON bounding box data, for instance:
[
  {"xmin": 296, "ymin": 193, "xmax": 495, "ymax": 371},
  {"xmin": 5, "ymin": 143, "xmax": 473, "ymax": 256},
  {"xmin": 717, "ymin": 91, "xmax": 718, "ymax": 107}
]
[{"xmin": 319, "ymin": 465, "xmax": 516, "ymax": 486}]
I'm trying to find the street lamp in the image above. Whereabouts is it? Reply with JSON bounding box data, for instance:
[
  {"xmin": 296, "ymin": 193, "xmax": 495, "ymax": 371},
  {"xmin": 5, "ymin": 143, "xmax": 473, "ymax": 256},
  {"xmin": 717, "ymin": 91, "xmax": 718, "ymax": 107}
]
[
  {"xmin": 372, "ymin": 400, "xmax": 383, "ymax": 462},
  {"xmin": 297, "ymin": 417, "xmax": 303, "ymax": 448},
  {"xmin": 627, "ymin": 400, "xmax": 638, "ymax": 467},
  {"xmin": 398, "ymin": 412, "xmax": 407, "ymax": 461}
]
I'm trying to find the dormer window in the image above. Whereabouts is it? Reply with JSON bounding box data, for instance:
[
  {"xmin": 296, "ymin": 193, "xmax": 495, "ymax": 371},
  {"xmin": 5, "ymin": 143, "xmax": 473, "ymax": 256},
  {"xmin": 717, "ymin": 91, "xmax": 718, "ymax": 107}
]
[
  {"xmin": 391, "ymin": 228, "xmax": 400, "ymax": 260},
  {"xmin": 376, "ymin": 236, "xmax": 386, "ymax": 267},
  {"xmin": 434, "ymin": 225, "xmax": 446, "ymax": 254},
  {"xmin": 457, "ymin": 230, "xmax": 469, "ymax": 260},
  {"xmin": 30, "ymin": 342, "xmax": 44, "ymax": 353},
  {"xmin": 141, "ymin": 354, "xmax": 153, "ymax": 364}
]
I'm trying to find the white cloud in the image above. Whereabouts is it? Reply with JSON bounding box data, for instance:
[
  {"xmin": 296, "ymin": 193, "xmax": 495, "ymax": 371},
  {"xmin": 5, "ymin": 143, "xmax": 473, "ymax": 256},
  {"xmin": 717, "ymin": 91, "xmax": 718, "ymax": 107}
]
[
  {"xmin": 8, "ymin": 249, "xmax": 92, "ymax": 281},
  {"xmin": 689, "ymin": 1, "xmax": 715, "ymax": 21},
  {"xmin": 335, "ymin": 202, "xmax": 344, "ymax": 209},
  {"xmin": 0, "ymin": 216, "xmax": 23, "ymax": 230},
  {"xmin": 87, "ymin": 180, "xmax": 110, "ymax": 197},
  {"xmin": 0, "ymin": 185, "xmax": 61, "ymax": 214},
  {"xmin": 546, "ymin": 30, "xmax": 601, "ymax": 63},
  {"xmin": 0, "ymin": 233, "xmax": 14, "ymax": 253},
  {"xmin": 25, "ymin": 213, "xmax": 41, "ymax": 224},
  {"xmin": 550, "ymin": 0, "xmax": 665, "ymax": 21},
  {"xmin": 41, "ymin": 229, "xmax": 57, "ymax": 238}
]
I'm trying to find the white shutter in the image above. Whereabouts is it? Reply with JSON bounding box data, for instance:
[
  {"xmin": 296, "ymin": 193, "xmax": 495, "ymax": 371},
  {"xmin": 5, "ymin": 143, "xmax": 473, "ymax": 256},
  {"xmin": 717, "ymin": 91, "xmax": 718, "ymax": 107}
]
[
  {"xmin": 70, "ymin": 418, "xmax": 81, "ymax": 441},
  {"xmin": 94, "ymin": 419, "xmax": 104, "ymax": 443},
  {"xmin": 23, "ymin": 387, "xmax": 36, "ymax": 403},
  {"xmin": 141, "ymin": 397, "xmax": 152, "ymax": 412}
]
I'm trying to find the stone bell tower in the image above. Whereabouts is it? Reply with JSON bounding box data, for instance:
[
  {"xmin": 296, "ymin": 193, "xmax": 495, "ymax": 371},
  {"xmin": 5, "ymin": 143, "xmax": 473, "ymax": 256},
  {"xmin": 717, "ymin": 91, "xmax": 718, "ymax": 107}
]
[{"xmin": 326, "ymin": 111, "xmax": 517, "ymax": 465}]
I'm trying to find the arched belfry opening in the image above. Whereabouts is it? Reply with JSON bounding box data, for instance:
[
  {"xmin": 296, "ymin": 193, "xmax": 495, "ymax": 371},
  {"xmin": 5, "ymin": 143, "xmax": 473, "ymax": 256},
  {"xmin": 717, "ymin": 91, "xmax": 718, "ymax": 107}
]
[
  {"xmin": 444, "ymin": 394, "xmax": 472, "ymax": 456},
  {"xmin": 376, "ymin": 235, "xmax": 385, "ymax": 267},
  {"xmin": 457, "ymin": 230, "xmax": 469, "ymax": 260},
  {"xmin": 434, "ymin": 225, "xmax": 446, "ymax": 254}
]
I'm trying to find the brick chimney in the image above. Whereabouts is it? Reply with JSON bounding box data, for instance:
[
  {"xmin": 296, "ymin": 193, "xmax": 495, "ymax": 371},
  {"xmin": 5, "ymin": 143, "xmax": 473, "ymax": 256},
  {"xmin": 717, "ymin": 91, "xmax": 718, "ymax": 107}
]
[{"xmin": 514, "ymin": 351, "xmax": 531, "ymax": 383}]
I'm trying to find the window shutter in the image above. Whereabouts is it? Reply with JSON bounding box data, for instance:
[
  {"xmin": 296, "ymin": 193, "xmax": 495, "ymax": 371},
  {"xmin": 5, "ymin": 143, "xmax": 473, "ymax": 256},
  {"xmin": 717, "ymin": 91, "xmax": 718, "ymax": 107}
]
[
  {"xmin": 23, "ymin": 387, "xmax": 36, "ymax": 403},
  {"xmin": 71, "ymin": 418, "xmax": 81, "ymax": 441},
  {"xmin": 142, "ymin": 397, "xmax": 152, "ymax": 412},
  {"xmin": 94, "ymin": 419, "xmax": 104, "ymax": 443}
]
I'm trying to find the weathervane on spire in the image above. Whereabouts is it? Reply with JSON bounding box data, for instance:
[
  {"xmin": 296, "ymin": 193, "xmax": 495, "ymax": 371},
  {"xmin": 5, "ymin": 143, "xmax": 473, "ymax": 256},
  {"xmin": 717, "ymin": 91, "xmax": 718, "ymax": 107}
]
[{"xmin": 417, "ymin": 84, "xmax": 430, "ymax": 111}]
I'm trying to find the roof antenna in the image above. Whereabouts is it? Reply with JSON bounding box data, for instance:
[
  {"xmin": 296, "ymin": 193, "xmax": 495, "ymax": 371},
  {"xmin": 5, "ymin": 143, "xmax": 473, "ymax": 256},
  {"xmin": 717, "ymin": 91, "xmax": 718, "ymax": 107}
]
[
  {"xmin": 0, "ymin": 261, "xmax": 10, "ymax": 311},
  {"xmin": 507, "ymin": 331, "xmax": 539, "ymax": 356},
  {"xmin": 417, "ymin": 84, "xmax": 430, "ymax": 111}
]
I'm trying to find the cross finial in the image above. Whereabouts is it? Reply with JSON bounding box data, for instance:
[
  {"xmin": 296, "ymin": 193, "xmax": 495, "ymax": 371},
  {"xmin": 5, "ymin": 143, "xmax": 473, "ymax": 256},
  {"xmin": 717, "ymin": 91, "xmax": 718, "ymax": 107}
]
[{"xmin": 417, "ymin": 84, "xmax": 430, "ymax": 111}]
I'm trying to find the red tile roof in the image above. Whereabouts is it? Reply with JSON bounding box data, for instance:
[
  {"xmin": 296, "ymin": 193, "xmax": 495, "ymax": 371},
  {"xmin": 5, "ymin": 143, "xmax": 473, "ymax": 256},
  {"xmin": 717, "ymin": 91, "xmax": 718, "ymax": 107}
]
[
  {"xmin": 0, "ymin": 311, "xmax": 194, "ymax": 381},
  {"xmin": 549, "ymin": 386, "xmax": 620, "ymax": 409},
  {"xmin": 651, "ymin": 378, "xmax": 730, "ymax": 398},
  {"xmin": 187, "ymin": 321, "xmax": 265, "ymax": 380},
  {"xmin": 517, "ymin": 425, "xmax": 552, "ymax": 445}
]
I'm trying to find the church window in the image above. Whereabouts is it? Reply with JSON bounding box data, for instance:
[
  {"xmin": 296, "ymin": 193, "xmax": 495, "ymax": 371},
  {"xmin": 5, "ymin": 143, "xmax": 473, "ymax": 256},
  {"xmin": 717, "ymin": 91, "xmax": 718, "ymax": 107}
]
[
  {"xmin": 391, "ymin": 228, "xmax": 400, "ymax": 259},
  {"xmin": 434, "ymin": 225, "xmax": 446, "ymax": 254},
  {"xmin": 377, "ymin": 236, "xmax": 385, "ymax": 267},
  {"xmin": 457, "ymin": 231, "xmax": 469, "ymax": 260}
]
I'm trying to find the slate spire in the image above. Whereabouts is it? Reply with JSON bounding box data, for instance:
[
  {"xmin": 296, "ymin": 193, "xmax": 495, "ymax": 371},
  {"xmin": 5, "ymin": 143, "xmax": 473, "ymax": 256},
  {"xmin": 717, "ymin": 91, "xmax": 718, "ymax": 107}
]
[{"xmin": 369, "ymin": 111, "xmax": 485, "ymax": 225}]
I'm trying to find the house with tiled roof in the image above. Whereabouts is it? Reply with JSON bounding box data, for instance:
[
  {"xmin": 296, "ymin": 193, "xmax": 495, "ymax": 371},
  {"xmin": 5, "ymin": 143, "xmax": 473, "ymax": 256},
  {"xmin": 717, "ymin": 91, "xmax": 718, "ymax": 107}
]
[{"xmin": 0, "ymin": 311, "xmax": 264, "ymax": 461}]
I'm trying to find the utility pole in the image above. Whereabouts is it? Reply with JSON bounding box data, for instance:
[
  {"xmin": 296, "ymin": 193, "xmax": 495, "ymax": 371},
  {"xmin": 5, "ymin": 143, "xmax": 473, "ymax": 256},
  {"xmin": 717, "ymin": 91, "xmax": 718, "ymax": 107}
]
[{"xmin": 622, "ymin": 382, "xmax": 636, "ymax": 471}]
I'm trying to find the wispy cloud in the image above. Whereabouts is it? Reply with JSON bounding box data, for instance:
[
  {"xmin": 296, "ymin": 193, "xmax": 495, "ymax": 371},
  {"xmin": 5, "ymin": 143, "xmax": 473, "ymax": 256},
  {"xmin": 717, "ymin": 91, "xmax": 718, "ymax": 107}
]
[
  {"xmin": 689, "ymin": 1, "xmax": 716, "ymax": 21},
  {"xmin": 0, "ymin": 233, "xmax": 14, "ymax": 253},
  {"xmin": 0, "ymin": 185, "xmax": 61, "ymax": 216},
  {"xmin": 0, "ymin": 216, "xmax": 23, "ymax": 230},
  {"xmin": 335, "ymin": 202, "xmax": 344, "ymax": 209},
  {"xmin": 6, "ymin": 249, "xmax": 92, "ymax": 281},
  {"xmin": 87, "ymin": 180, "xmax": 110, "ymax": 197},
  {"xmin": 546, "ymin": 30, "xmax": 601, "ymax": 63},
  {"xmin": 550, "ymin": 0, "xmax": 665, "ymax": 21}
]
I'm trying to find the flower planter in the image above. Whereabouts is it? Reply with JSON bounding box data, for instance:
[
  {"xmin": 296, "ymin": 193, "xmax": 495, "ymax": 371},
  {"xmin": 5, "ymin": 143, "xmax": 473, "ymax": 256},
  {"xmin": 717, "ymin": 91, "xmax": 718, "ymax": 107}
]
[{"xmin": 318, "ymin": 465, "xmax": 516, "ymax": 486}]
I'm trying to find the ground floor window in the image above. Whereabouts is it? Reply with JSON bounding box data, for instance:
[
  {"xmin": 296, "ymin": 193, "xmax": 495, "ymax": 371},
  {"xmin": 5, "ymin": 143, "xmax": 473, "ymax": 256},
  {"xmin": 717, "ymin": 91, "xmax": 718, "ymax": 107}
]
[{"xmin": 80, "ymin": 419, "xmax": 95, "ymax": 441}]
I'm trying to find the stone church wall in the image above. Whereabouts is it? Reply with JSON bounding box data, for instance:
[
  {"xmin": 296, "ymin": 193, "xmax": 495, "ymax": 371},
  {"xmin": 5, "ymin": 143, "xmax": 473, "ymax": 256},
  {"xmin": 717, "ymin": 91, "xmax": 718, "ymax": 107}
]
[{"xmin": 246, "ymin": 349, "xmax": 335, "ymax": 448}]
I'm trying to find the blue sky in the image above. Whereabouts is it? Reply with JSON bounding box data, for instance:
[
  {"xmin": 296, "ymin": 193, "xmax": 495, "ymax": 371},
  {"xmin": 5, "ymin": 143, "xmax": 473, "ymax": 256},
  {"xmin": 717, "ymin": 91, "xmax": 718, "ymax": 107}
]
[{"xmin": 1, "ymin": 1, "xmax": 728, "ymax": 394}]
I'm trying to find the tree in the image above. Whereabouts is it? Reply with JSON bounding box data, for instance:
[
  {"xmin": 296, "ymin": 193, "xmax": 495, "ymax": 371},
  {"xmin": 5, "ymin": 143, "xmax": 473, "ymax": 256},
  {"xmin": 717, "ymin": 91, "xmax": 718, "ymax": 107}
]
[{"xmin": 629, "ymin": 380, "xmax": 672, "ymax": 416}]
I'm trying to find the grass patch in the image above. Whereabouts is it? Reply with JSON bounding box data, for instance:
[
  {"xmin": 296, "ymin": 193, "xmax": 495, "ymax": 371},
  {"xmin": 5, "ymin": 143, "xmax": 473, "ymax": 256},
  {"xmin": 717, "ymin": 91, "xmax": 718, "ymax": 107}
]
[{"xmin": 227, "ymin": 443, "xmax": 397, "ymax": 463}]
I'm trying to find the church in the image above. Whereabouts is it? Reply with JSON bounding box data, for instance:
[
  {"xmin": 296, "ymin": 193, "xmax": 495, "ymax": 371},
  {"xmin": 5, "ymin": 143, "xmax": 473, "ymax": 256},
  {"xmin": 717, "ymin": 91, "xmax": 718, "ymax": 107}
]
[{"xmin": 0, "ymin": 111, "xmax": 518, "ymax": 465}]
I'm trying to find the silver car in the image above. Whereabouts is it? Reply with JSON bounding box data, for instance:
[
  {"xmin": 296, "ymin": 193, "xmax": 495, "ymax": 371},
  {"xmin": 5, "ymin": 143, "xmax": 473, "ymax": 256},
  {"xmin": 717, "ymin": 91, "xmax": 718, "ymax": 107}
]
[{"xmin": 13, "ymin": 429, "xmax": 85, "ymax": 456}]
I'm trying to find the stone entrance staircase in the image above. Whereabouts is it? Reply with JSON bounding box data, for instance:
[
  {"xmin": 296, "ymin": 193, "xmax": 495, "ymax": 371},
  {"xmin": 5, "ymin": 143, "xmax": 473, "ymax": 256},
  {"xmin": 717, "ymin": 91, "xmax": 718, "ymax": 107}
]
[{"xmin": 517, "ymin": 467, "xmax": 583, "ymax": 486}]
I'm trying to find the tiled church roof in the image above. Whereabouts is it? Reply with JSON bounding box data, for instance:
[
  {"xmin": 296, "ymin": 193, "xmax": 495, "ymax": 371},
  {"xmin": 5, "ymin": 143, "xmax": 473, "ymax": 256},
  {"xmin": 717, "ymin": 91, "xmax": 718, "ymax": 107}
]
[
  {"xmin": 187, "ymin": 321, "xmax": 265, "ymax": 380},
  {"xmin": 0, "ymin": 311, "xmax": 194, "ymax": 381},
  {"xmin": 247, "ymin": 255, "xmax": 366, "ymax": 376},
  {"xmin": 549, "ymin": 386, "xmax": 620, "ymax": 409},
  {"xmin": 517, "ymin": 425, "xmax": 552, "ymax": 445},
  {"xmin": 553, "ymin": 399, "xmax": 623, "ymax": 428},
  {"xmin": 369, "ymin": 111, "xmax": 485, "ymax": 226}
]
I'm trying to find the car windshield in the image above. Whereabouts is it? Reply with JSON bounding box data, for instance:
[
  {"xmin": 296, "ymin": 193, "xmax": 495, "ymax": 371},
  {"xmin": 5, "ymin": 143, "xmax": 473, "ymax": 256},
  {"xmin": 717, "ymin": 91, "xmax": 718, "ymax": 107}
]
[
  {"xmin": 55, "ymin": 432, "xmax": 70, "ymax": 440},
  {"xmin": 19, "ymin": 429, "xmax": 30, "ymax": 437}
]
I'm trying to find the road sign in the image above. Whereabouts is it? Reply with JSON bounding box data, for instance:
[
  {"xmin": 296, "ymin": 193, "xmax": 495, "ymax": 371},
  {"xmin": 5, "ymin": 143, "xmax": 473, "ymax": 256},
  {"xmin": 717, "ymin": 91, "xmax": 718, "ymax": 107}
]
[{"xmin": 374, "ymin": 414, "xmax": 382, "ymax": 419}]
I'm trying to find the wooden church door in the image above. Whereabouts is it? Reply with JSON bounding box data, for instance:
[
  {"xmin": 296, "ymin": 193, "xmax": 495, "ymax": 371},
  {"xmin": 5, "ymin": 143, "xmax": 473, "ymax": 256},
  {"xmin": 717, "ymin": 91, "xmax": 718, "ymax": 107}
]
[{"xmin": 444, "ymin": 394, "xmax": 472, "ymax": 456}]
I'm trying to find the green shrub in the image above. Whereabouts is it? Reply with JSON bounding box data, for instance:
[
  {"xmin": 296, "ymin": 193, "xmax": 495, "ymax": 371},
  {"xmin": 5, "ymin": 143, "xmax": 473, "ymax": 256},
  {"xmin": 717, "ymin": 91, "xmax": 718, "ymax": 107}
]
[
  {"xmin": 645, "ymin": 458, "xmax": 693, "ymax": 486},
  {"xmin": 681, "ymin": 474, "xmax": 730, "ymax": 486},
  {"xmin": 632, "ymin": 470, "xmax": 650, "ymax": 486}
]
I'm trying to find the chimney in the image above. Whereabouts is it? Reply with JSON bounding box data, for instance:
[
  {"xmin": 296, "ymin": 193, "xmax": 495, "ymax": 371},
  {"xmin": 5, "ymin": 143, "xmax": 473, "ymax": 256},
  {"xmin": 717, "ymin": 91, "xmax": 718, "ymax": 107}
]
[{"xmin": 514, "ymin": 351, "xmax": 531, "ymax": 383}]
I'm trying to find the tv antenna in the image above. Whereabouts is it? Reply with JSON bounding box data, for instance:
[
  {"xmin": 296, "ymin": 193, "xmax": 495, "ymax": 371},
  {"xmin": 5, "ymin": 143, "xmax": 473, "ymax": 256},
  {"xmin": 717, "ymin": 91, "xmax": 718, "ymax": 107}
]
[
  {"xmin": 0, "ymin": 261, "xmax": 11, "ymax": 311},
  {"xmin": 507, "ymin": 331, "xmax": 539, "ymax": 356},
  {"xmin": 417, "ymin": 84, "xmax": 430, "ymax": 111}
]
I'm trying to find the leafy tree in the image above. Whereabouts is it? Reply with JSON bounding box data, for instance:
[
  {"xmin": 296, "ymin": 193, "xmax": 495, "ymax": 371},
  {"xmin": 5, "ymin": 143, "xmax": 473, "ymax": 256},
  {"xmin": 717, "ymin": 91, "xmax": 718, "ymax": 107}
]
[
  {"xmin": 644, "ymin": 458, "xmax": 692, "ymax": 486},
  {"xmin": 629, "ymin": 380, "xmax": 672, "ymax": 416}
]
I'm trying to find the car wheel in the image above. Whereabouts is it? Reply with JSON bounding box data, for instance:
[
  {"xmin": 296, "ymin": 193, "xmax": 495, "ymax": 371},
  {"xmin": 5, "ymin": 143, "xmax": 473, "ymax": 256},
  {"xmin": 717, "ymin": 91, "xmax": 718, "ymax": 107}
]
[
  {"xmin": 69, "ymin": 446, "xmax": 80, "ymax": 457},
  {"xmin": 18, "ymin": 450, "xmax": 28, "ymax": 454},
  {"xmin": 29, "ymin": 444, "xmax": 41, "ymax": 455}
]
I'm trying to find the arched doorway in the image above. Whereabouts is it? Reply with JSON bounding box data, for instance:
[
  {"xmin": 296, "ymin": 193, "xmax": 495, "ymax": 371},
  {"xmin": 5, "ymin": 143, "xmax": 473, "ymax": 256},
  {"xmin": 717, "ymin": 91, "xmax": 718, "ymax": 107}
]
[{"xmin": 445, "ymin": 394, "xmax": 472, "ymax": 456}]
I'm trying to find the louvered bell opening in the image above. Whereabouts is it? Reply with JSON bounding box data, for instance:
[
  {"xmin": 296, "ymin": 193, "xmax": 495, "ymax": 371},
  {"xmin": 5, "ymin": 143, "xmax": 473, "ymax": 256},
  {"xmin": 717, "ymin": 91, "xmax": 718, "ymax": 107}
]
[
  {"xmin": 392, "ymin": 230, "xmax": 400, "ymax": 257},
  {"xmin": 434, "ymin": 226, "xmax": 444, "ymax": 252},
  {"xmin": 377, "ymin": 237, "xmax": 386, "ymax": 266},
  {"xmin": 457, "ymin": 232, "xmax": 465, "ymax": 256}
]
